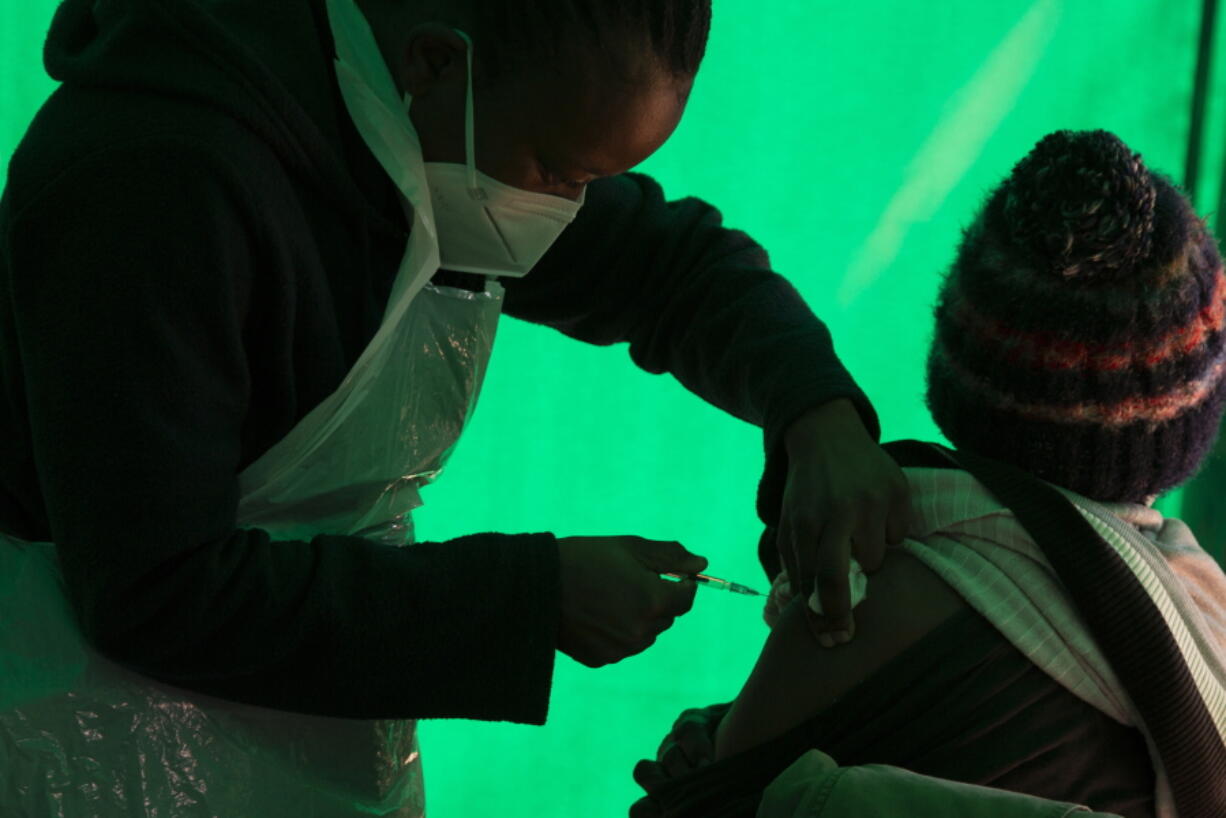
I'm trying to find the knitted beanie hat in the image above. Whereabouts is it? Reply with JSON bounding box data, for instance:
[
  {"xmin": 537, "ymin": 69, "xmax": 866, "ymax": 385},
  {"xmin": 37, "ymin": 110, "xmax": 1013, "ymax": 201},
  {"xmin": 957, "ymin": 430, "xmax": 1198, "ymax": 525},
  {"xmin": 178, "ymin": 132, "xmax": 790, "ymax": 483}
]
[{"xmin": 926, "ymin": 129, "xmax": 1226, "ymax": 503}]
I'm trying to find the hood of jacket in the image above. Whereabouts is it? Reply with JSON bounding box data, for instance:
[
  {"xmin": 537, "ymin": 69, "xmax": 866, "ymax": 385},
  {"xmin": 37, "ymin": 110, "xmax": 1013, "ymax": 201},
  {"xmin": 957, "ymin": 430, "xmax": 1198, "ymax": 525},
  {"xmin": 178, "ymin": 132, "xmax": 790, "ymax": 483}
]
[{"xmin": 41, "ymin": 0, "xmax": 401, "ymax": 235}]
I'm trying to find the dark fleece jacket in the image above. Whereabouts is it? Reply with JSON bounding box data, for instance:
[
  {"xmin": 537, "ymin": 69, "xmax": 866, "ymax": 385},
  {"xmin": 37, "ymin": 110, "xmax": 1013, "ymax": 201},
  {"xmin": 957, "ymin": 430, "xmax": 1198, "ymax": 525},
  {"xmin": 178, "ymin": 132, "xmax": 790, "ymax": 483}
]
[{"xmin": 0, "ymin": 0, "xmax": 877, "ymax": 725}]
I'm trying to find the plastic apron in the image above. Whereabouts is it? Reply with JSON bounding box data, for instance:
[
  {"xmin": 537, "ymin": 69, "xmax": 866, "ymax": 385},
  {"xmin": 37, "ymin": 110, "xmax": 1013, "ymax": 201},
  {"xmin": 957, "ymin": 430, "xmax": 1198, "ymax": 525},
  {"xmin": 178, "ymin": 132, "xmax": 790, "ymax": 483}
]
[{"xmin": 0, "ymin": 86, "xmax": 505, "ymax": 818}]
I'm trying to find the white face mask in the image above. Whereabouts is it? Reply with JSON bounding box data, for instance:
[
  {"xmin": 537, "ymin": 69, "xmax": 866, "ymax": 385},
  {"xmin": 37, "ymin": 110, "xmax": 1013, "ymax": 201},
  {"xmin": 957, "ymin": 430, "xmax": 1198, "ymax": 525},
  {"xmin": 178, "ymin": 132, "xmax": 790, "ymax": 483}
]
[{"xmin": 414, "ymin": 31, "xmax": 586, "ymax": 278}]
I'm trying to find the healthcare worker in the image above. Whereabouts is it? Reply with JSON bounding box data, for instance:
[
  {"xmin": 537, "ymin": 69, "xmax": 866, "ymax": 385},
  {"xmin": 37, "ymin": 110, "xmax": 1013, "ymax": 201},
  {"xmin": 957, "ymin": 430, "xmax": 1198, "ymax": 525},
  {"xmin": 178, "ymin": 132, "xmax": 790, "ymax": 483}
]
[{"xmin": 0, "ymin": 0, "xmax": 909, "ymax": 815}]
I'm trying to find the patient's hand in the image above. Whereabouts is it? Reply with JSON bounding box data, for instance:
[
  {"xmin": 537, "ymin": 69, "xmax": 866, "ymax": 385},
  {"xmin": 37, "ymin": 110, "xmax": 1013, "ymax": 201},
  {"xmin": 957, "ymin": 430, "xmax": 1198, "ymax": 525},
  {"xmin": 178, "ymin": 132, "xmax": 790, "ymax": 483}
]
[{"xmin": 632, "ymin": 701, "xmax": 731, "ymax": 798}]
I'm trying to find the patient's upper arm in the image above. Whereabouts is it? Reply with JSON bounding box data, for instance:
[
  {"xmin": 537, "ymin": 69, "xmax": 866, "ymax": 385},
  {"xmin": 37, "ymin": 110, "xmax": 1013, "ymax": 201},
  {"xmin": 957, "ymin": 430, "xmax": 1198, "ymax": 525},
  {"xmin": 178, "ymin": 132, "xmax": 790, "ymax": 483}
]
[{"xmin": 714, "ymin": 546, "xmax": 969, "ymax": 760}]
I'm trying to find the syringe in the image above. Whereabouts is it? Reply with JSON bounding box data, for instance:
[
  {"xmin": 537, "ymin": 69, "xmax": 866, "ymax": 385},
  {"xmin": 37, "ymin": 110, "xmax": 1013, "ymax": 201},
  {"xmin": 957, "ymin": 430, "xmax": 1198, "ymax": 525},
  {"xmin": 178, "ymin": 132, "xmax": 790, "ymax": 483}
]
[{"xmin": 661, "ymin": 572, "xmax": 765, "ymax": 597}]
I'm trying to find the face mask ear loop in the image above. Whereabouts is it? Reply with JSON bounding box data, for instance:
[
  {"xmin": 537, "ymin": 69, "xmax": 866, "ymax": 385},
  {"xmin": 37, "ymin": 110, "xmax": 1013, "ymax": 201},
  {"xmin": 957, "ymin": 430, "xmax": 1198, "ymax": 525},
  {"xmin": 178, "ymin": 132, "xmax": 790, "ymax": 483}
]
[{"xmin": 454, "ymin": 30, "xmax": 484, "ymax": 202}]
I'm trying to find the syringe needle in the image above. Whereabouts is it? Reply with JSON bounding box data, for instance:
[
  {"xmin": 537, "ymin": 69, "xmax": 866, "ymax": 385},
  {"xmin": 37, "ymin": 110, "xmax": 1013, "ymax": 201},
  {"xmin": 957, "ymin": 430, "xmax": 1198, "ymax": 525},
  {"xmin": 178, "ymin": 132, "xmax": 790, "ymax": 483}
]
[{"xmin": 661, "ymin": 572, "xmax": 765, "ymax": 597}]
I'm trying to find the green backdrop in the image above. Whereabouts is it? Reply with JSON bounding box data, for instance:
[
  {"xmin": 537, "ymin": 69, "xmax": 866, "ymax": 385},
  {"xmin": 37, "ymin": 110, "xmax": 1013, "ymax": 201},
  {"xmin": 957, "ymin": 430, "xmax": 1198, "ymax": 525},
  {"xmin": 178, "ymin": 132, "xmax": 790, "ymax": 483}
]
[{"xmin": 4, "ymin": 2, "xmax": 1226, "ymax": 816}]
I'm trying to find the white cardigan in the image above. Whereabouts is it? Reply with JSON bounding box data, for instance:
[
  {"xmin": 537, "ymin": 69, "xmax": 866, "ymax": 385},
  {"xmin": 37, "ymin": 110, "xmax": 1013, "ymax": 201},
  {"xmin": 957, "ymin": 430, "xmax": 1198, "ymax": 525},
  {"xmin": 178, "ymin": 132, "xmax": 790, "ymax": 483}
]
[
  {"xmin": 757, "ymin": 467, "xmax": 1226, "ymax": 817},
  {"xmin": 880, "ymin": 467, "xmax": 1225, "ymax": 817}
]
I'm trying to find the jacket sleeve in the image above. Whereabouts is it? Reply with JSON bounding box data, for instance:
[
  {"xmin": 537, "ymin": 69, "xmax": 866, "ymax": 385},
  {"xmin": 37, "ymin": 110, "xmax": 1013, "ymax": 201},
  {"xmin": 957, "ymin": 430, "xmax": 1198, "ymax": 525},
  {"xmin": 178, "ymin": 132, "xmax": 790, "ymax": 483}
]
[
  {"xmin": 757, "ymin": 751, "xmax": 1116, "ymax": 818},
  {"xmin": 502, "ymin": 172, "xmax": 880, "ymax": 527},
  {"xmin": 2, "ymin": 136, "xmax": 558, "ymax": 724}
]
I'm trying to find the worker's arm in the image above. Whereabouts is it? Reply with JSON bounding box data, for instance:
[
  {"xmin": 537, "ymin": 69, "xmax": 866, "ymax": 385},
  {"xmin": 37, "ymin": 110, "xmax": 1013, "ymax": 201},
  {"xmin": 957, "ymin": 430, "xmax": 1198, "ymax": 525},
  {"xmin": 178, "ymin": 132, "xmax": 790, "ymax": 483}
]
[
  {"xmin": 503, "ymin": 172, "xmax": 879, "ymax": 468},
  {"xmin": 503, "ymin": 173, "xmax": 908, "ymax": 620},
  {"xmin": 3, "ymin": 136, "xmax": 559, "ymax": 724}
]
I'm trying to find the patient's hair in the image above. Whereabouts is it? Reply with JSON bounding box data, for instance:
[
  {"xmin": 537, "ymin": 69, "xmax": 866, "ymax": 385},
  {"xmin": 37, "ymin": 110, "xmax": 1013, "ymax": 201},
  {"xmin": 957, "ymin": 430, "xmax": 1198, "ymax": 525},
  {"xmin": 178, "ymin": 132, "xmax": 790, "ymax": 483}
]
[{"xmin": 926, "ymin": 130, "xmax": 1226, "ymax": 503}]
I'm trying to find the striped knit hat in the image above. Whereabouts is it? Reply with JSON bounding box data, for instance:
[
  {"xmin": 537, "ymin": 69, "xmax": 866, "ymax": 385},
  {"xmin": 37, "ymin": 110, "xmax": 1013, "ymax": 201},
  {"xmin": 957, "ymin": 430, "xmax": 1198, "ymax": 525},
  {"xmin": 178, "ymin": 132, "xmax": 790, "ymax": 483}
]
[{"xmin": 926, "ymin": 129, "xmax": 1226, "ymax": 503}]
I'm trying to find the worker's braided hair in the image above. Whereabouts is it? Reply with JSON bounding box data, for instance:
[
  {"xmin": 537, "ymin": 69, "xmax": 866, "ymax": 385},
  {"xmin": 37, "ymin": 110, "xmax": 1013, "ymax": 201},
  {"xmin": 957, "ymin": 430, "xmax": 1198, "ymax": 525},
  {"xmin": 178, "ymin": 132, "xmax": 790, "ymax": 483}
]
[
  {"xmin": 473, "ymin": 0, "xmax": 714, "ymax": 81},
  {"xmin": 368, "ymin": 0, "xmax": 713, "ymax": 84}
]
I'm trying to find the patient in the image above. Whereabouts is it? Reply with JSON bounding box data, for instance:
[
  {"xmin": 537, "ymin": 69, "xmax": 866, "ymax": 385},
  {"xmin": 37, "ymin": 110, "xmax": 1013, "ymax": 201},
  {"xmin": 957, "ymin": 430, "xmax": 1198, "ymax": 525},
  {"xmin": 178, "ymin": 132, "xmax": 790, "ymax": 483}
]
[{"xmin": 633, "ymin": 130, "xmax": 1226, "ymax": 818}]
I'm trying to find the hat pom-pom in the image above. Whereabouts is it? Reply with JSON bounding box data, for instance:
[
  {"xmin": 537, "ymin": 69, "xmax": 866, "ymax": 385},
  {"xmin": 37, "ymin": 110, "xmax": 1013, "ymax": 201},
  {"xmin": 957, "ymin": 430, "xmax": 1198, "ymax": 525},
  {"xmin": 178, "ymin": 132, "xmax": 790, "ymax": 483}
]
[{"xmin": 1003, "ymin": 130, "xmax": 1157, "ymax": 281}]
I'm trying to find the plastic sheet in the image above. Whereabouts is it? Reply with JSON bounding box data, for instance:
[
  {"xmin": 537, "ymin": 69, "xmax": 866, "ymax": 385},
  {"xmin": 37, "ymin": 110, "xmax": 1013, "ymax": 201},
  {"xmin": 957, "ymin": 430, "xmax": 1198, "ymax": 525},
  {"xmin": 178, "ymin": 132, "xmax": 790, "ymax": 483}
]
[
  {"xmin": 0, "ymin": 281, "xmax": 506, "ymax": 817},
  {"xmin": 0, "ymin": 553, "xmax": 423, "ymax": 815},
  {"xmin": 237, "ymin": 281, "xmax": 504, "ymax": 544}
]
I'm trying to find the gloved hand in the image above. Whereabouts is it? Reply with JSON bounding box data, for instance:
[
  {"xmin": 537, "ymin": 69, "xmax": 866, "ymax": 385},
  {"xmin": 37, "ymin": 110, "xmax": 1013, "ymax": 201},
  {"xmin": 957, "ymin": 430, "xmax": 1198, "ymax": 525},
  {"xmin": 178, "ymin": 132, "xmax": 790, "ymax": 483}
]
[
  {"xmin": 630, "ymin": 701, "xmax": 732, "ymax": 817},
  {"xmin": 557, "ymin": 536, "xmax": 707, "ymax": 667}
]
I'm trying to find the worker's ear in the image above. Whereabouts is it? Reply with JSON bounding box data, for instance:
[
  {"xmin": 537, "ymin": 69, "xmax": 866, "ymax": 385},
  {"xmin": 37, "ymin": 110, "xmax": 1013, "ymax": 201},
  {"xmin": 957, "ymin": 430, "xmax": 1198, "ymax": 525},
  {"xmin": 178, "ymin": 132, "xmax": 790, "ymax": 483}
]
[{"xmin": 398, "ymin": 23, "xmax": 471, "ymax": 99}]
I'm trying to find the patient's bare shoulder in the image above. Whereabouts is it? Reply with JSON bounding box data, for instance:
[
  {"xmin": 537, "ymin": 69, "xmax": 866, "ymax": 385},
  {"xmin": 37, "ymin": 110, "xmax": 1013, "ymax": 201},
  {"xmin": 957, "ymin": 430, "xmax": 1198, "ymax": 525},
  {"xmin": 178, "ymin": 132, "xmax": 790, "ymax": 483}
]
[{"xmin": 715, "ymin": 547, "xmax": 969, "ymax": 760}]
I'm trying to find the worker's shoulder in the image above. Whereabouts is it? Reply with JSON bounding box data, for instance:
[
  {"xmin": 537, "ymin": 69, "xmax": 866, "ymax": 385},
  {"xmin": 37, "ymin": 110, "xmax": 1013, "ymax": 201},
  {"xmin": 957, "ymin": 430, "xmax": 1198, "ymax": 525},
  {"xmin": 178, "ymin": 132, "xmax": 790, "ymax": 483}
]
[{"xmin": 6, "ymin": 84, "xmax": 278, "ymax": 218}]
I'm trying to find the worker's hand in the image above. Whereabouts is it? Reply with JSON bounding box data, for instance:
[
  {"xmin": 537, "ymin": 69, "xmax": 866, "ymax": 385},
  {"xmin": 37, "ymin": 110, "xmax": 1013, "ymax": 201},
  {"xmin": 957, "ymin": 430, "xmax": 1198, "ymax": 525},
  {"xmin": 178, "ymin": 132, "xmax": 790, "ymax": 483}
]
[
  {"xmin": 630, "ymin": 701, "xmax": 731, "ymax": 816},
  {"xmin": 556, "ymin": 536, "xmax": 707, "ymax": 668},
  {"xmin": 778, "ymin": 398, "xmax": 910, "ymax": 647}
]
